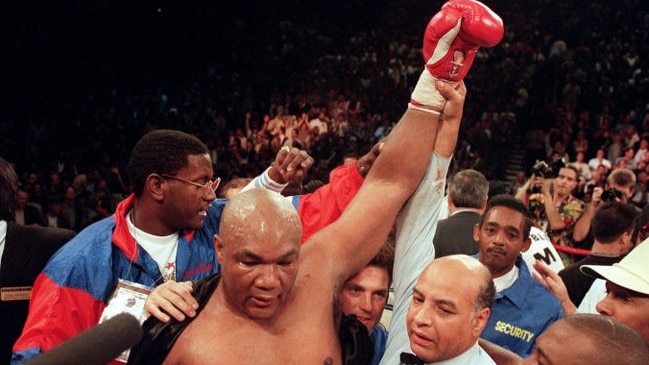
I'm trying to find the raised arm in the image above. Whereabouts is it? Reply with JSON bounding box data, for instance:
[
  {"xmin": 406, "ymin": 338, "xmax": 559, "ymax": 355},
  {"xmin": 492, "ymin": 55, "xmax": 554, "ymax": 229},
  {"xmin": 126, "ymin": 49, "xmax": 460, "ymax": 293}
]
[
  {"xmin": 378, "ymin": 81, "xmax": 465, "ymax": 365},
  {"xmin": 305, "ymin": 0, "xmax": 503, "ymax": 283},
  {"xmin": 242, "ymin": 146, "xmax": 314, "ymax": 193},
  {"xmin": 308, "ymin": 99, "xmax": 449, "ymax": 282},
  {"xmin": 572, "ymin": 187, "xmax": 602, "ymax": 242}
]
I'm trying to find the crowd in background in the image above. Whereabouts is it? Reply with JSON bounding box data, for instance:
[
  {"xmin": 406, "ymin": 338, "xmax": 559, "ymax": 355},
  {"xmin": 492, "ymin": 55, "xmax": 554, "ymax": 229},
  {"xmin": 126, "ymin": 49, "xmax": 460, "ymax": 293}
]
[{"xmin": 2, "ymin": 0, "xmax": 649, "ymax": 235}]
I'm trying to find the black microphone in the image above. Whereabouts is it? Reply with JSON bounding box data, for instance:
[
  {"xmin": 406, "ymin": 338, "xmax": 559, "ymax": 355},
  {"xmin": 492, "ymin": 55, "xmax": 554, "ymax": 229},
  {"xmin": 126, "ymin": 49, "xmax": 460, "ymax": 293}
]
[{"xmin": 24, "ymin": 313, "xmax": 143, "ymax": 365}]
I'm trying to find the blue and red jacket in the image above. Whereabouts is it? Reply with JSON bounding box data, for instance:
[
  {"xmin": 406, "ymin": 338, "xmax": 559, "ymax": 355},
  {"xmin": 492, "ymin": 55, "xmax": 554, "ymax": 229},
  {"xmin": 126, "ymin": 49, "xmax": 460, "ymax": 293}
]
[
  {"xmin": 12, "ymin": 163, "xmax": 363, "ymax": 364},
  {"xmin": 11, "ymin": 194, "xmax": 223, "ymax": 364}
]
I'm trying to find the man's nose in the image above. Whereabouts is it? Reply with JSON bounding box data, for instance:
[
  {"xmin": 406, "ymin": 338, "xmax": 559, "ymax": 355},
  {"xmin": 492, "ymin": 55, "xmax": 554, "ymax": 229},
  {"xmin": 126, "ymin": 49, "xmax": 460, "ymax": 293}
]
[
  {"xmin": 255, "ymin": 265, "xmax": 280, "ymax": 289},
  {"xmin": 595, "ymin": 294, "xmax": 613, "ymax": 316},
  {"xmin": 359, "ymin": 293, "xmax": 372, "ymax": 312}
]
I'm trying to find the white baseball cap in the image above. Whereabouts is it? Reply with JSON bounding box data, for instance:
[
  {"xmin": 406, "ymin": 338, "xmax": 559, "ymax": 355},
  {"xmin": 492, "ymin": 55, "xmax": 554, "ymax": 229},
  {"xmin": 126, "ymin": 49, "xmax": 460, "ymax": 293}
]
[{"xmin": 581, "ymin": 239, "xmax": 649, "ymax": 295}]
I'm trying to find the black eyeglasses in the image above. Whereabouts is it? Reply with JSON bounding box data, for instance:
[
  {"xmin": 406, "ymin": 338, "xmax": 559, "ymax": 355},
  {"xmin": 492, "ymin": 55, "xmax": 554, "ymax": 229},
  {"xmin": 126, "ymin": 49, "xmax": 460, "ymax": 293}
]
[{"xmin": 160, "ymin": 174, "xmax": 221, "ymax": 195}]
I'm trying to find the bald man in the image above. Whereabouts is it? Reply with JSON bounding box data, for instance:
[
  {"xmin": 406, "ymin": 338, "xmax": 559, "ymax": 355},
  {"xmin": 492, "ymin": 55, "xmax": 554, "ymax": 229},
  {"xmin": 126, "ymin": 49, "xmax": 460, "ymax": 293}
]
[
  {"xmin": 521, "ymin": 313, "xmax": 649, "ymax": 365},
  {"xmin": 403, "ymin": 255, "xmax": 496, "ymax": 364}
]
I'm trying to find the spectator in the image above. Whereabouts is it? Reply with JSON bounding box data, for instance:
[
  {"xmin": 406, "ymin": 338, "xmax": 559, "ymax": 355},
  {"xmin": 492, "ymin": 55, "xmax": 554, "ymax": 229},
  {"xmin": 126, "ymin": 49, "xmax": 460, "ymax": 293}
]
[
  {"xmin": 45, "ymin": 171, "xmax": 65, "ymax": 201},
  {"xmin": 3, "ymin": 0, "xmax": 649, "ymax": 210},
  {"xmin": 60, "ymin": 186, "xmax": 78, "ymax": 230},
  {"xmin": 282, "ymin": 128, "xmax": 304, "ymax": 150},
  {"xmin": 0, "ymin": 157, "xmax": 75, "ymax": 365},
  {"xmin": 633, "ymin": 139, "xmax": 649, "ymax": 167},
  {"xmin": 559, "ymin": 201, "xmax": 638, "ymax": 307},
  {"xmin": 572, "ymin": 151, "xmax": 592, "ymax": 183},
  {"xmin": 607, "ymin": 133, "xmax": 624, "ymax": 167},
  {"xmin": 571, "ymin": 130, "xmax": 589, "ymax": 158},
  {"xmin": 630, "ymin": 170, "xmax": 649, "ymax": 208},
  {"xmin": 508, "ymin": 170, "xmax": 527, "ymax": 196},
  {"xmin": 308, "ymin": 109, "xmax": 330, "ymax": 135},
  {"xmin": 522, "ymin": 165, "xmax": 585, "ymax": 265},
  {"xmin": 588, "ymin": 148, "xmax": 612, "ymax": 175},
  {"xmin": 43, "ymin": 195, "xmax": 71, "ymax": 229},
  {"xmin": 265, "ymin": 112, "xmax": 284, "ymax": 137},
  {"xmin": 580, "ymin": 164, "xmax": 608, "ymax": 202},
  {"xmin": 615, "ymin": 146, "xmax": 638, "ymax": 170},
  {"xmin": 624, "ymin": 125, "xmax": 641, "ymax": 149},
  {"xmin": 13, "ymin": 185, "xmax": 43, "ymax": 226},
  {"xmin": 572, "ymin": 168, "xmax": 638, "ymax": 256},
  {"xmin": 433, "ymin": 169, "xmax": 489, "ymax": 258}
]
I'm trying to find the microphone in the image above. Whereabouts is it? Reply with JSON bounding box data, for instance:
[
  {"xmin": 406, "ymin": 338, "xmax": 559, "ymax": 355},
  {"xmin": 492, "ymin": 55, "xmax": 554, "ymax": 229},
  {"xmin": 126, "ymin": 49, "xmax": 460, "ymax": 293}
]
[{"xmin": 24, "ymin": 313, "xmax": 143, "ymax": 365}]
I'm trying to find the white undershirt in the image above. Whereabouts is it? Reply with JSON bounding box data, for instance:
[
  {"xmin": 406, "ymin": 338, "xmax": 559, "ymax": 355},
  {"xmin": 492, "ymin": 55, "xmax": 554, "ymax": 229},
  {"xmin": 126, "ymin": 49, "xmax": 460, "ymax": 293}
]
[
  {"xmin": 127, "ymin": 211, "xmax": 179, "ymax": 282},
  {"xmin": 493, "ymin": 264, "xmax": 520, "ymax": 293}
]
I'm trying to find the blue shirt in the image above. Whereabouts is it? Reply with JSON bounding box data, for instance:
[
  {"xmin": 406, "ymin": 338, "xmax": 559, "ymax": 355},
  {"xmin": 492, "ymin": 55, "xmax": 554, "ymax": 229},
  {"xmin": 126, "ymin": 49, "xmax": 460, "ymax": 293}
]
[
  {"xmin": 480, "ymin": 256, "xmax": 563, "ymax": 357},
  {"xmin": 370, "ymin": 325, "xmax": 388, "ymax": 365}
]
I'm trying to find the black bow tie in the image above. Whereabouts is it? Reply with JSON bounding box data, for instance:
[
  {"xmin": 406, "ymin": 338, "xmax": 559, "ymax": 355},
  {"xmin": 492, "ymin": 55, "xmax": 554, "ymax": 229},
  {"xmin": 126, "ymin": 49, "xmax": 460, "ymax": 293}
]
[{"xmin": 400, "ymin": 352, "xmax": 426, "ymax": 365}]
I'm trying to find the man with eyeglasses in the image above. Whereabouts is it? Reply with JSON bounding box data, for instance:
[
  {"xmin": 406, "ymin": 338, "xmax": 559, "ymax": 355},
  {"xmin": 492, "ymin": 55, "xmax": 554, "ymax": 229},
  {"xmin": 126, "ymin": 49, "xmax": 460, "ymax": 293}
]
[{"xmin": 10, "ymin": 129, "xmax": 326, "ymax": 364}]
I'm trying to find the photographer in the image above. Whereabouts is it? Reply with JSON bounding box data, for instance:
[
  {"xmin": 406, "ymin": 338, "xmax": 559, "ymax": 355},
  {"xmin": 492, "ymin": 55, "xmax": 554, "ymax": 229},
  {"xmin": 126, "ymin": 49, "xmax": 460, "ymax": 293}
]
[
  {"xmin": 515, "ymin": 161, "xmax": 585, "ymax": 267},
  {"xmin": 514, "ymin": 159, "xmax": 568, "ymax": 201},
  {"xmin": 572, "ymin": 168, "xmax": 639, "ymax": 258}
]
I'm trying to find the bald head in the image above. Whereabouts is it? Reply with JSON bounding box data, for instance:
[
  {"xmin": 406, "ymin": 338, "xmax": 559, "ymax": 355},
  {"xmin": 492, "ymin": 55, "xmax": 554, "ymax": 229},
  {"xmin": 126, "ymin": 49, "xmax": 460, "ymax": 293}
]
[
  {"xmin": 215, "ymin": 189, "xmax": 303, "ymax": 320},
  {"xmin": 220, "ymin": 188, "xmax": 302, "ymax": 243},
  {"xmin": 564, "ymin": 314, "xmax": 649, "ymax": 364},
  {"xmin": 407, "ymin": 255, "xmax": 495, "ymax": 362},
  {"xmin": 422, "ymin": 255, "xmax": 495, "ymax": 310},
  {"xmin": 522, "ymin": 313, "xmax": 649, "ymax": 365},
  {"xmin": 422, "ymin": 255, "xmax": 493, "ymax": 288}
]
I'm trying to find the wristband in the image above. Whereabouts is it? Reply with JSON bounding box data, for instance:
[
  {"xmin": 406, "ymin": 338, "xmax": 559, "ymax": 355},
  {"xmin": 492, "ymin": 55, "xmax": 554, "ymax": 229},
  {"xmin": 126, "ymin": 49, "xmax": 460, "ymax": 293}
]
[{"xmin": 408, "ymin": 102, "xmax": 441, "ymax": 115}]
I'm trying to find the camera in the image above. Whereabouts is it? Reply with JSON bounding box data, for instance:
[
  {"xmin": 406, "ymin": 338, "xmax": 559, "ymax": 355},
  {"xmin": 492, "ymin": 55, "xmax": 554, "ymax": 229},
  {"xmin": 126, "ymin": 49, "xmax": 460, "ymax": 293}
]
[
  {"xmin": 531, "ymin": 158, "xmax": 566, "ymax": 179},
  {"xmin": 601, "ymin": 187, "xmax": 623, "ymax": 202},
  {"xmin": 530, "ymin": 159, "xmax": 566, "ymax": 193}
]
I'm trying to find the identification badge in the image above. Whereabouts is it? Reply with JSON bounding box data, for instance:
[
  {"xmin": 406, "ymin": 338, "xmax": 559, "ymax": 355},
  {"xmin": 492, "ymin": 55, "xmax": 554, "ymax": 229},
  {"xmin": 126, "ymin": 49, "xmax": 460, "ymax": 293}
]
[
  {"xmin": 1, "ymin": 286, "xmax": 32, "ymax": 301},
  {"xmin": 99, "ymin": 279, "xmax": 153, "ymax": 363}
]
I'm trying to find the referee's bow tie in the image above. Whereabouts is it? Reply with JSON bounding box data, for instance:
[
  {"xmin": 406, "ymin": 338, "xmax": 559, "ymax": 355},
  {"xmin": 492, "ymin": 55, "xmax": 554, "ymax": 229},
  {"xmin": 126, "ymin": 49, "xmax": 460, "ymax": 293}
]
[{"xmin": 400, "ymin": 352, "xmax": 426, "ymax": 365}]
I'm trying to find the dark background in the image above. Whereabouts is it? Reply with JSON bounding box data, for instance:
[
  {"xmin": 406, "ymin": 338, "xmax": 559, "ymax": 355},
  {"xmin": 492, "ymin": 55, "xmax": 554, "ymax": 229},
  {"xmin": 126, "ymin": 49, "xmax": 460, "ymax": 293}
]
[
  {"xmin": 2, "ymin": 0, "xmax": 407, "ymax": 115},
  {"xmin": 2, "ymin": 0, "xmax": 648, "ymax": 179}
]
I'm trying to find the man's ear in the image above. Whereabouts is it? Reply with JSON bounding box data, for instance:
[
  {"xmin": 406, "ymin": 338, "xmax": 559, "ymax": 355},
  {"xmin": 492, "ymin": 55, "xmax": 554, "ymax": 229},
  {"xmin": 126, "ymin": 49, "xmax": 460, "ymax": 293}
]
[
  {"xmin": 214, "ymin": 234, "xmax": 225, "ymax": 264},
  {"xmin": 473, "ymin": 223, "xmax": 481, "ymax": 242},
  {"xmin": 145, "ymin": 174, "xmax": 166, "ymax": 202},
  {"xmin": 618, "ymin": 231, "xmax": 634, "ymax": 254},
  {"xmin": 472, "ymin": 307, "xmax": 490, "ymax": 337}
]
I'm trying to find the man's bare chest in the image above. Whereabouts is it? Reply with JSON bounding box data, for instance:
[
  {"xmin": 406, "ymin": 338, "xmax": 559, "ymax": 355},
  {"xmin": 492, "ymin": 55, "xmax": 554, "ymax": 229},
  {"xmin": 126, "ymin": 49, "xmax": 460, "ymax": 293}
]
[{"xmin": 166, "ymin": 309, "xmax": 342, "ymax": 365}]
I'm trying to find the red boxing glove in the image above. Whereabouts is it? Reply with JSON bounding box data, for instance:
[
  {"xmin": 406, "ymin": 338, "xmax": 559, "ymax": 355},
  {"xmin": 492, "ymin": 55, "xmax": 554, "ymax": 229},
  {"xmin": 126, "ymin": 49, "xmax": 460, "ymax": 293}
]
[
  {"xmin": 410, "ymin": 0, "xmax": 503, "ymax": 114},
  {"xmin": 424, "ymin": 0, "xmax": 504, "ymax": 81}
]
